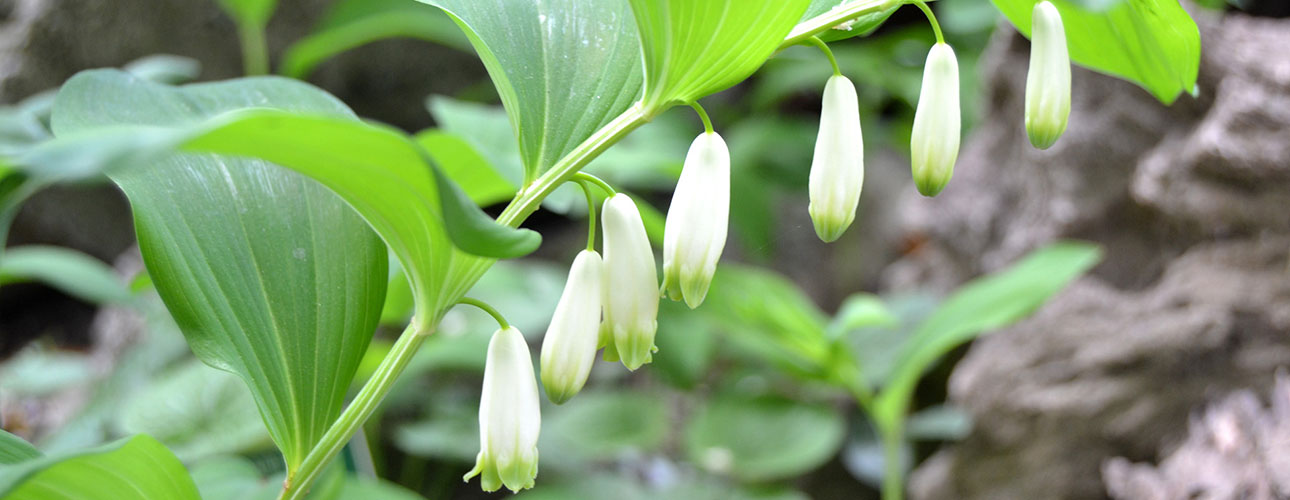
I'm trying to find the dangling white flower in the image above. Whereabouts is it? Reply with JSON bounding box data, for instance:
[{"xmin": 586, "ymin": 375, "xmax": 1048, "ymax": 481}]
[
  {"xmin": 663, "ymin": 132, "xmax": 729, "ymax": 309},
  {"xmin": 540, "ymin": 250, "xmax": 603, "ymax": 404},
  {"xmin": 809, "ymin": 74, "xmax": 865, "ymax": 242},
  {"xmin": 911, "ymin": 42, "xmax": 961, "ymax": 197},
  {"xmin": 464, "ymin": 326, "xmax": 540, "ymax": 493},
  {"xmin": 1025, "ymin": 0, "xmax": 1071, "ymax": 150},
  {"xmin": 599, "ymin": 193, "xmax": 659, "ymax": 370}
]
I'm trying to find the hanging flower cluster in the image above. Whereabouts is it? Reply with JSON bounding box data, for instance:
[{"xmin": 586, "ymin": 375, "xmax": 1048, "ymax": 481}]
[{"xmin": 465, "ymin": 2, "xmax": 1076, "ymax": 492}]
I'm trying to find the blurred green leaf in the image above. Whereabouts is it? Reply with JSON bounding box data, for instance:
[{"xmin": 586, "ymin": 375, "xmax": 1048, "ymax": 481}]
[
  {"xmin": 394, "ymin": 395, "xmax": 479, "ymax": 462},
  {"xmin": 799, "ymin": 0, "xmax": 900, "ymax": 42},
  {"xmin": 415, "ymin": 130, "xmax": 515, "ymax": 207},
  {"xmin": 282, "ymin": 0, "xmax": 469, "ymax": 79},
  {"xmin": 704, "ymin": 265, "xmax": 832, "ymax": 376},
  {"xmin": 417, "ymin": 0, "xmax": 645, "ymax": 178},
  {"xmin": 0, "ymin": 432, "xmax": 39, "ymax": 465},
  {"xmin": 0, "ymin": 434, "xmax": 200, "ymax": 499},
  {"xmin": 875, "ymin": 242, "xmax": 1101, "ymax": 422},
  {"xmin": 992, "ymin": 0, "xmax": 1199, "ymax": 103},
  {"xmin": 545, "ymin": 392, "xmax": 669, "ymax": 462},
  {"xmin": 0, "ymin": 348, "xmax": 93, "ymax": 396},
  {"xmin": 115, "ymin": 360, "xmax": 272, "ymax": 462},
  {"xmin": 828, "ymin": 293, "xmax": 899, "ymax": 338},
  {"xmin": 653, "ymin": 299, "xmax": 716, "ymax": 388},
  {"xmin": 123, "ymin": 55, "xmax": 202, "ymax": 85},
  {"xmin": 685, "ymin": 396, "xmax": 845, "ymax": 482},
  {"xmin": 0, "ymin": 245, "xmax": 130, "ymax": 304},
  {"xmin": 51, "ymin": 70, "xmax": 389, "ymax": 472},
  {"xmin": 631, "ymin": 0, "xmax": 810, "ymax": 111},
  {"xmin": 905, "ymin": 405, "xmax": 972, "ymax": 441},
  {"xmin": 189, "ymin": 456, "xmax": 279, "ymax": 500}
]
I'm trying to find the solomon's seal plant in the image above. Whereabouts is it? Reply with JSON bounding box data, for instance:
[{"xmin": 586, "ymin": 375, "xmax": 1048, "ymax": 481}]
[{"xmin": 0, "ymin": 0, "xmax": 1201, "ymax": 499}]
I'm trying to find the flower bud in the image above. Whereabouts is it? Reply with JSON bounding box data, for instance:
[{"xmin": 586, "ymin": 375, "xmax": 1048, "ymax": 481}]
[
  {"xmin": 910, "ymin": 42, "xmax": 961, "ymax": 197},
  {"xmin": 809, "ymin": 75, "xmax": 865, "ymax": 242},
  {"xmin": 464, "ymin": 326, "xmax": 540, "ymax": 493},
  {"xmin": 663, "ymin": 132, "xmax": 730, "ymax": 309},
  {"xmin": 1025, "ymin": 1, "xmax": 1070, "ymax": 150},
  {"xmin": 540, "ymin": 250, "xmax": 603, "ymax": 404},
  {"xmin": 600, "ymin": 193, "xmax": 659, "ymax": 370}
]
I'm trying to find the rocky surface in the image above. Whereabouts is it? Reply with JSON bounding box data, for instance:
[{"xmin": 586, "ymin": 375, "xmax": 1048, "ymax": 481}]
[
  {"xmin": 894, "ymin": 10, "xmax": 1290, "ymax": 500},
  {"xmin": 1103, "ymin": 374, "xmax": 1290, "ymax": 500}
]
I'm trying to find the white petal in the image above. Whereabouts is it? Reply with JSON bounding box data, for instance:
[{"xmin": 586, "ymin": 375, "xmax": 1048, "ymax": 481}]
[
  {"xmin": 809, "ymin": 74, "xmax": 865, "ymax": 242},
  {"xmin": 1025, "ymin": 1, "xmax": 1071, "ymax": 149},
  {"xmin": 601, "ymin": 193, "xmax": 659, "ymax": 370},
  {"xmin": 540, "ymin": 250, "xmax": 603, "ymax": 403},
  {"xmin": 663, "ymin": 132, "xmax": 730, "ymax": 308},
  {"xmin": 911, "ymin": 43, "xmax": 961, "ymax": 197}
]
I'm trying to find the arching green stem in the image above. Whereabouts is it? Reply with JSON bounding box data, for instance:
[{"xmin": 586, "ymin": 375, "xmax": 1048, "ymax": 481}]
[
  {"xmin": 572, "ymin": 172, "xmax": 616, "ymax": 197},
  {"xmin": 575, "ymin": 180, "xmax": 598, "ymax": 251},
  {"xmin": 688, "ymin": 101, "xmax": 714, "ymax": 134},
  {"xmin": 456, "ymin": 297, "xmax": 510, "ymax": 329},
  {"xmin": 913, "ymin": 1, "xmax": 945, "ymax": 44},
  {"xmin": 806, "ymin": 36, "xmax": 842, "ymax": 76}
]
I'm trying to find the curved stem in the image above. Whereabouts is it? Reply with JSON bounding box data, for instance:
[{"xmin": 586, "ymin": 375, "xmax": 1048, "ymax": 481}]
[
  {"xmin": 575, "ymin": 180, "xmax": 598, "ymax": 251},
  {"xmin": 688, "ymin": 101, "xmax": 714, "ymax": 134},
  {"xmin": 238, "ymin": 22, "xmax": 270, "ymax": 76},
  {"xmin": 278, "ymin": 322, "xmax": 427, "ymax": 500},
  {"xmin": 573, "ymin": 172, "xmax": 616, "ymax": 197},
  {"xmin": 913, "ymin": 1, "xmax": 945, "ymax": 44},
  {"xmin": 456, "ymin": 297, "xmax": 510, "ymax": 329},
  {"xmin": 806, "ymin": 37, "xmax": 842, "ymax": 76},
  {"xmin": 879, "ymin": 420, "xmax": 906, "ymax": 500}
]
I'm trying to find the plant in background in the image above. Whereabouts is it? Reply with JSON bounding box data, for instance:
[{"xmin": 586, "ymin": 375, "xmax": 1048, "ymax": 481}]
[{"xmin": 0, "ymin": 0, "xmax": 1202, "ymax": 499}]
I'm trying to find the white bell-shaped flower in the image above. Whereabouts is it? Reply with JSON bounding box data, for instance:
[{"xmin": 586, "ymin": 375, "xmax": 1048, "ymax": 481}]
[
  {"xmin": 540, "ymin": 249, "xmax": 603, "ymax": 404},
  {"xmin": 808, "ymin": 74, "xmax": 865, "ymax": 242},
  {"xmin": 663, "ymin": 132, "xmax": 730, "ymax": 309},
  {"xmin": 1025, "ymin": 0, "xmax": 1071, "ymax": 150},
  {"xmin": 910, "ymin": 42, "xmax": 961, "ymax": 197},
  {"xmin": 464, "ymin": 326, "xmax": 540, "ymax": 493},
  {"xmin": 599, "ymin": 193, "xmax": 659, "ymax": 370}
]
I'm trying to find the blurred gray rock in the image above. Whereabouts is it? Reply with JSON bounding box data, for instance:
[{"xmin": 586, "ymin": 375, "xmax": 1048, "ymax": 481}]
[
  {"xmin": 894, "ymin": 11, "xmax": 1290, "ymax": 500},
  {"xmin": 1103, "ymin": 374, "xmax": 1290, "ymax": 500}
]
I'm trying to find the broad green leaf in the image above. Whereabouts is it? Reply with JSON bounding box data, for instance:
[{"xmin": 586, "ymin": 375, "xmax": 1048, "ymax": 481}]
[
  {"xmin": 631, "ymin": 0, "xmax": 812, "ymax": 111},
  {"xmin": 991, "ymin": 0, "xmax": 1200, "ymax": 103},
  {"xmin": 430, "ymin": 154, "xmax": 541, "ymax": 258},
  {"xmin": 417, "ymin": 0, "xmax": 645, "ymax": 178},
  {"xmin": 685, "ymin": 396, "xmax": 845, "ymax": 481},
  {"xmin": 544, "ymin": 392, "xmax": 669, "ymax": 461},
  {"xmin": 905, "ymin": 405, "xmax": 972, "ymax": 441},
  {"xmin": 415, "ymin": 130, "xmax": 516, "ymax": 207},
  {"xmin": 0, "ymin": 434, "xmax": 200, "ymax": 500},
  {"xmin": 115, "ymin": 360, "xmax": 272, "ymax": 462},
  {"xmin": 281, "ymin": 0, "xmax": 469, "ymax": 79},
  {"xmin": 875, "ymin": 242, "xmax": 1101, "ymax": 421},
  {"xmin": 0, "ymin": 245, "xmax": 131, "ymax": 304},
  {"xmin": 50, "ymin": 70, "xmax": 388, "ymax": 473},
  {"xmin": 0, "ymin": 432, "xmax": 39, "ymax": 465},
  {"xmin": 0, "ymin": 348, "xmax": 94, "ymax": 396}
]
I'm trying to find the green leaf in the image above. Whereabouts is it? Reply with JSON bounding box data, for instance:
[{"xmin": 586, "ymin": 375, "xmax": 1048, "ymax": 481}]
[
  {"xmin": 50, "ymin": 70, "xmax": 388, "ymax": 473},
  {"xmin": 0, "ymin": 348, "xmax": 94, "ymax": 396},
  {"xmin": 544, "ymin": 392, "xmax": 669, "ymax": 461},
  {"xmin": 417, "ymin": 0, "xmax": 645, "ymax": 178},
  {"xmin": 0, "ymin": 435, "xmax": 200, "ymax": 500},
  {"xmin": 189, "ymin": 456, "xmax": 279, "ymax": 500},
  {"xmin": 414, "ymin": 130, "xmax": 516, "ymax": 207},
  {"xmin": 631, "ymin": 0, "xmax": 812, "ymax": 111},
  {"xmin": 281, "ymin": 0, "xmax": 469, "ymax": 79},
  {"xmin": 429, "ymin": 153, "xmax": 541, "ymax": 258},
  {"xmin": 115, "ymin": 360, "xmax": 272, "ymax": 462},
  {"xmin": 122, "ymin": 55, "xmax": 203, "ymax": 85},
  {"xmin": 703, "ymin": 265, "xmax": 832, "ymax": 376},
  {"xmin": 991, "ymin": 0, "xmax": 1200, "ymax": 104},
  {"xmin": 875, "ymin": 242, "xmax": 1102, "ymax": 421},
  {"xmin": 0, "ymin": 432, "xmax": 39, "ymax": 465},
  {"xmin": 0, "ymin": 245, "xmax": 131, "ymax": 304},
  {"xmin": 685, "ymin": 396, "xmax": 845, "ymax": 482}
]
